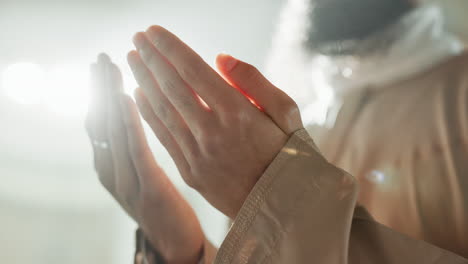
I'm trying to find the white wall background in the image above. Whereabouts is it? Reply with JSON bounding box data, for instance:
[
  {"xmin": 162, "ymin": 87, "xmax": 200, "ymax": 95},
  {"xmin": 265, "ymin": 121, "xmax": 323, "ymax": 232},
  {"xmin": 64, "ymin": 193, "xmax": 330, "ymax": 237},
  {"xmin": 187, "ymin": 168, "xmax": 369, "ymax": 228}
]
[{"xmin": 0, "ymin": 0, "xmax": 285, "ymax": 263}]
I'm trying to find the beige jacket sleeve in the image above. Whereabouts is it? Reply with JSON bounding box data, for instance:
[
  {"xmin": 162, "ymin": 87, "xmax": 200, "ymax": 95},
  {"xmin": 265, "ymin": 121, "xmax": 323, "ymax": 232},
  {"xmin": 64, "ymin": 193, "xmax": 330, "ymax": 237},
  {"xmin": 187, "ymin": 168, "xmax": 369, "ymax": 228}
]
[{"xmin": 213, "ymin": 129, "xmax": 468, "ymax": 264}]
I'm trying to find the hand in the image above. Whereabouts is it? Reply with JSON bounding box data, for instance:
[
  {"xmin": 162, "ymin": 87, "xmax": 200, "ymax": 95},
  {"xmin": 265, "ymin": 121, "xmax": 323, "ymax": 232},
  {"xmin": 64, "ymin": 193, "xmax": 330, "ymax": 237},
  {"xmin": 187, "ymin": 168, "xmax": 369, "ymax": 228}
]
[
  {"xmin": 127, "ymin": 26, "xmax": 303, "ymax": 219},
  {"xmin": 85, "ymin": 54, "xmax": 204, "ymax": 264}
]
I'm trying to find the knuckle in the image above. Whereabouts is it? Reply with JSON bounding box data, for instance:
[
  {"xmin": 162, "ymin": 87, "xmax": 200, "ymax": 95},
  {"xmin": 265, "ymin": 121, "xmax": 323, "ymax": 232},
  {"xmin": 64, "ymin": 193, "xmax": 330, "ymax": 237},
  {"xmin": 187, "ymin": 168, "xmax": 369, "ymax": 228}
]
[
  {"xmin": 201, "ymin": 143, "xmax": 216, "ymax": 156},
  {"xmin": 138, "ymin": 71, "xmax": 154, "ymax": 87},
  {"xmin": 242, "ymin": 63, "xmax": 261, "ymax": 81},
  {"xmin": 154, "ymin": 37, "xmax": 172, "ymax": 55},
  {"xmin": 160, "ymin": 78, "xmax": 176, "ymax": 94},
  {"xmin": 182, "ymin": 174, "xmax": 200, "ymax": 189},
  {"xmin": 165, "ymin": 120, "xmax": 179, "ymax": 133},
  {"xmin": 139, "ymin": 106, "xmax": 153, "ymax": 122},
  {"xmin": 273, "ymin": 99, "xmax": 303, "ymax": 132},
  {"xmin": 144, "ymin": 50, "xmax": 158, "ymax": 69},
  {"xmin": 223, "ymin": 110, "xmax": 250, "ymax": 125},
  {"xmin": 236, "ymin": 110, "xmax": 251, "ymax": 122},
  {"xmin": 178, "ymin": 95, "xmax": 195, "ymax": 112},
  {"xmin": 180, "ymin": 62, "xmax": 202, "ymax": 82},
  {"xmin": 195, "ymin": 130, "xmax": 211, "ymax": 145},
  {"xmin": 276, "ymin": 96, "xmax": 299, "ymax": 115},
  {"xmin": 215, "ymin": 106, "xmax": 231, "ymax": 121},
  {"xmin": 155, "ymin": 103, "xmax": 168, "ymax": 120},
  {"xmin": 193, "ymin": 117, "xmax": 212, "ymax": 133},
  {"xmin": 180, "ymin": 159, "xmax": 205, "ymax": 191},
  {"xmin": 283, "ymin": 100, "xmax": 301, "ymax": 118},
  {"xmin": 155, "ymin": 130, "xmax": 174, "ymax": 151},
  {"xmin": 199, "ymin": 137, "xmax": 220, "ymax": 156},
  {"xmin": 159, "ymin": 77, "xmax": 195, "ymax": 111},
  {"xmin": 156, "ymin": 132, "xmax": 171, "ymax": 148}
]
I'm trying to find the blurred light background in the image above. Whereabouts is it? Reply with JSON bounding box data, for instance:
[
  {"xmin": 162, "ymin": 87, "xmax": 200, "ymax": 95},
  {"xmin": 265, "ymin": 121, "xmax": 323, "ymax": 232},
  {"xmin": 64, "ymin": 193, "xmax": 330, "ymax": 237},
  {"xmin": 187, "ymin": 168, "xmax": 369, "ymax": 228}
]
[
  {"xmin": 0, "ymin": 0, "xmax": 467, "ymax": 263},
  {"xmin": 0, "ymin": 0, "xmax": 285, "ymax": 263}
]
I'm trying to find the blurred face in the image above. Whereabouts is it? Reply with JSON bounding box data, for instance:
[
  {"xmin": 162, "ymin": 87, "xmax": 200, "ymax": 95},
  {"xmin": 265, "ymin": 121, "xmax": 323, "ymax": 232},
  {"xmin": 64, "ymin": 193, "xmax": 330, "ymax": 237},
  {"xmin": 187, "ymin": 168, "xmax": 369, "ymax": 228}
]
[{"xmin": 306, "ymin": 0, "xmax": 414, "ymax": 55}]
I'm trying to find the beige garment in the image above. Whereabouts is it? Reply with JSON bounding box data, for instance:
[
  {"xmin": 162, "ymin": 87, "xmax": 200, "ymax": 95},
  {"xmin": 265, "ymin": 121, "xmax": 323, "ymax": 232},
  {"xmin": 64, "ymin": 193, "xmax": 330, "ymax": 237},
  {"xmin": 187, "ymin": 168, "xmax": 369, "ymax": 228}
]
[
  {"xmin": 215, "ymin": 52, "xmax": 468, "ymax": 263},
  {"xmin": 316, "ymin": 52, "xmax": 468, "ymax": 258},
  {"xmin": 136, "ymin": 53, "xmax": 468, "ymax": 263}
]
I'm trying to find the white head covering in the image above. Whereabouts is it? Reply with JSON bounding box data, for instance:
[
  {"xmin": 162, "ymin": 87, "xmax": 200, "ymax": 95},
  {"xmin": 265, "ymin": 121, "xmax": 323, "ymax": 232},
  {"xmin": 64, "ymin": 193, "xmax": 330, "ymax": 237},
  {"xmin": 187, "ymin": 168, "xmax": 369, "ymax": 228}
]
[
  {"xmin": 329, "ymin": 4, "xmax": 464, "ymax": 97},
  {"xmin": 265, "ymin": 1, "xmax": 464, "ymax": 125}
]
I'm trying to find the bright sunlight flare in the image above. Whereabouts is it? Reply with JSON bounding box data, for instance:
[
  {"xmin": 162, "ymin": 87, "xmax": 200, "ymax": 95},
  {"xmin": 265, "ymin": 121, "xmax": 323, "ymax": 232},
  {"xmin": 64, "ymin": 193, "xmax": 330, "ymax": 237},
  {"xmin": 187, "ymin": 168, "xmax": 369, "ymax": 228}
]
[
  {"xmin": 2, "ymin": 63, "xmax": 45, "ymax": 105},
  {"xmin": 2, "ymin": 63, "xmax": 90, "ymax": 117}
]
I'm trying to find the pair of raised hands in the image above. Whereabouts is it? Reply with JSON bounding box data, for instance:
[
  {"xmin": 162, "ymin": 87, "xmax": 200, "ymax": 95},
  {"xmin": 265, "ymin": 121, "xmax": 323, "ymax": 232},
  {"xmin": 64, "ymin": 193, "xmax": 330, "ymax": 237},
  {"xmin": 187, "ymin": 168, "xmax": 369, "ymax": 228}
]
[{"xmin": 85, "ymin": 26, "xmax": 304, "ymax": 263}]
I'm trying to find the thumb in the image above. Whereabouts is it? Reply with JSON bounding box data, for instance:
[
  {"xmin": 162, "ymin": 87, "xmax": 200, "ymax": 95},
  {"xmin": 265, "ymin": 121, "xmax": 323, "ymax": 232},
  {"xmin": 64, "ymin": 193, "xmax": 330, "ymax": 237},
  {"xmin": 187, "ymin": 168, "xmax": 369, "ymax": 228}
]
[{"xmin": 216, "ymin": 53, "xmax": 303, "ymax": 134}]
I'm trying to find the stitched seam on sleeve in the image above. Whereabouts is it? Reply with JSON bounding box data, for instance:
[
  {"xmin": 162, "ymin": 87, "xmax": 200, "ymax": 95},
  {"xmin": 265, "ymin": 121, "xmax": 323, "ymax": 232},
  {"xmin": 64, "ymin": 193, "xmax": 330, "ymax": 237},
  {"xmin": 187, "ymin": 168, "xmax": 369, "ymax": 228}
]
[
  {"xmin": 214, "ymin": 130, "xmax": 306, "ymax": 263},
  {"xmin": 294, "ymin": 128, "xmax": 322, "ymax": 153},
  {"xmin": 259, "ymin": 142, "xmax": 330, "ymax": 264},
  {"xmin": 259, "ymin": 175, "xmax": 320, "ymax": 264}
]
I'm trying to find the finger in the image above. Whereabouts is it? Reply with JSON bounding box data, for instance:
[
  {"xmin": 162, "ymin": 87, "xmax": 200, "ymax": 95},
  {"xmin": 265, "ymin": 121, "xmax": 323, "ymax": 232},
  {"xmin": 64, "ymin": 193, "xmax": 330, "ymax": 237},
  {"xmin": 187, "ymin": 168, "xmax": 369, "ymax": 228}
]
[
  {"xmin": 86, "ymin": 62, "xmax": 109, "ymax": 141},
  {"xmin": 85, "ymin": 110, "xmax": 113, "ymax": 188},
  {"xmin": 87, "ymin": 53, "xmax": 123, "ymax": 138},
  {"xmin": 91, "ymin": 143, "xmax": 116, "ymax": 193},
  {"xmin": 118, "ymin": 93, "xmax": 168, "ymax": 185},
  {"xmin": 85, "ymin": 111, "xmax": 115, "ymax": 193},
  {"xmin": 127, "ymin": 51, "xmax": 199, "ymax": 159},
  {"xmin": 118, "ymin": 94, "xmax": 152, "ymax": 167},
  {"xmin": 216, "ymin": 54, "xmax": 303, "ymax": 134},
  {"xmin": 99, "ymin": 58, "xmax": 139, "ymax": 208},
  {"xmin": 86, "ymin": 57, "xmax": 115, "ymax": 193},
  {"xmin": 132, "ymin": 32, "xmax": 211, "ymax": 130},
  {"xmin": 104, "ymin": 56, "xmax": 124, "ymax": 94},
  {"xmin": 145, "ymin": 26, "xmax": 242, "ymax": 111},
  {"xmin": 134, "ymin": 88, "xmax": 193, "ymax": 186},
  {"xmin": 107, "ymin": 87, "xmax": 140, "ymax": 208},
  {"xmin": 89, "ymin": 59, "xmax": 108, "ymax": 110}
]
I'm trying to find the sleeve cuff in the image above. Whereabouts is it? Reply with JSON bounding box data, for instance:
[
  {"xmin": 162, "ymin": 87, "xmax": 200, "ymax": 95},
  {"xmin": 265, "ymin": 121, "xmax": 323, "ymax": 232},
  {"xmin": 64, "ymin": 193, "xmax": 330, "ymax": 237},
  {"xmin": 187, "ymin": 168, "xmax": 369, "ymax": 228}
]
[{"xmin": 214, "ymin": 128, "xmax": 358, "ymax": 263}]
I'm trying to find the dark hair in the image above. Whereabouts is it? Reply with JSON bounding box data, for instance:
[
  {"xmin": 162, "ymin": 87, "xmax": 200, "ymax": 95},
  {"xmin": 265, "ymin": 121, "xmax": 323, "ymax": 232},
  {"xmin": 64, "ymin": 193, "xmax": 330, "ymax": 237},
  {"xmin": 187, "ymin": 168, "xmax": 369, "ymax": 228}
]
[{"xmin": 306, "ymin": 0, "xmax": 414, "ymax": 55}]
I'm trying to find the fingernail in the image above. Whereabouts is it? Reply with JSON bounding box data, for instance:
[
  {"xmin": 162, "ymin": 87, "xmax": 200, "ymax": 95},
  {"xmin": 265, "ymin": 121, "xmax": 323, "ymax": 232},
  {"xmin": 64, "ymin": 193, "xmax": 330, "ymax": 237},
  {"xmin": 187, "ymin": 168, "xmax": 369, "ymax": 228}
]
[{"xmin": 221, "ymin": 53, "xmax": 238, "ymax": 72}]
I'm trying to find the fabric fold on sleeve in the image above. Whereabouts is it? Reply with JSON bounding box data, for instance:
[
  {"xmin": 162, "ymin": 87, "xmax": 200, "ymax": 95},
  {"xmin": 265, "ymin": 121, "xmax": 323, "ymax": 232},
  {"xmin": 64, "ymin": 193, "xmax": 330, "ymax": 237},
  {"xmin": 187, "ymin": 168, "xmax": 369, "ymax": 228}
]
[{"xmin": 214, "ymin": 129, "xmax": 468, "ymax": 264}]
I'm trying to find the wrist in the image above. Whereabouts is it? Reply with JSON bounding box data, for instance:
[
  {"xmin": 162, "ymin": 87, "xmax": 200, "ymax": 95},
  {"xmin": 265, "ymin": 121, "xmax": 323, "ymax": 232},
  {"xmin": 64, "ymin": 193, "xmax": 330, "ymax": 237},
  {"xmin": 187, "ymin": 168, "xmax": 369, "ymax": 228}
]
[
  {"xmin": 164, "ymin": 239, "xmax": 204, "ymax": 264},
  {"xmin": 136, "ymin": 228, "xmax": 204, "ymax": 264}
]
